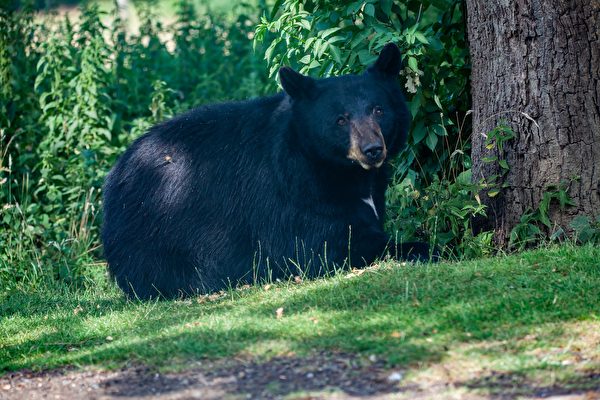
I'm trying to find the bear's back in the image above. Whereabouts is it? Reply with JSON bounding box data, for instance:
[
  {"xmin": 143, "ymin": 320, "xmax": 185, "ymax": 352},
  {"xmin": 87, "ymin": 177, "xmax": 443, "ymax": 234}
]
[
  {"xmin": 103, "ymin": 92, "xmax": 288, "ymax": 216},
  {"xmin": 101, "ymin": 93, "xmax": 294, "ymax": 295}
]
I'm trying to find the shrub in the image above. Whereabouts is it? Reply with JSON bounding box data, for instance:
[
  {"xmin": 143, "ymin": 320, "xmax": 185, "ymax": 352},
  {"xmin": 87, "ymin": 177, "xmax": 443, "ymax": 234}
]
[
  {"xmin": 0, "ymin": 1, "xmax": 269, "ymax": 289},
  {"xmin": 256, "ymin": 0, "xmax": 480, "ymax": 255}
]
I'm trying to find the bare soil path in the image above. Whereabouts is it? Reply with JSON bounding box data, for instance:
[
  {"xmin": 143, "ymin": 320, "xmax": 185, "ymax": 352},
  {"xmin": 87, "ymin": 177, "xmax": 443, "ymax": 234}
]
[{"xmin": 2, "ymin": 351, "xmax": 599, "ymax": 399}]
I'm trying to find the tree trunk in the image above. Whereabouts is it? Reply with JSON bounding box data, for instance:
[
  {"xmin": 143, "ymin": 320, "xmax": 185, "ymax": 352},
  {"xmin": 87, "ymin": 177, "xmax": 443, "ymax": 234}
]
[{"xmin": 465, "ymin": 0, "xmax": 600, "ymax": 245}]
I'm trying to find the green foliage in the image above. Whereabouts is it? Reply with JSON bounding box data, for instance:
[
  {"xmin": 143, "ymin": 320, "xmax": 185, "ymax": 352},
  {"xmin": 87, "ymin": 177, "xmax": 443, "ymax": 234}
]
[
  {"xmin": 0, "ymin": 1, "xmax": 269, "ymax": 289},
  {"xmin": 509, "ymin": 183, "xmax": 576, "ymax": 250},
  {"xmin": 386, "ymin": 169, "xmax": 492, "ymax": 259},
  {"xmin": 256, "ymin": 0, "xmax": 471, "ymax": 178},
  {"xmin": 257, "ymin": 0, "xmax": 476, "ymax": 255},
  {"xmin": 481, "ymin": 122, "xmax": 515, "ymax": 197},
  {"xmin": 569, "ymin": 215, "xmax": 600, "ymax": 245}
]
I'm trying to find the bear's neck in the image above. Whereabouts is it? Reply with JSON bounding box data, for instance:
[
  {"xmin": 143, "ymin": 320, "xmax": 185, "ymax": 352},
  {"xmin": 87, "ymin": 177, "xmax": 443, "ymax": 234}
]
[{"xmin": 275, "ymin": 129, "xmax": 382, "ymax": 208}]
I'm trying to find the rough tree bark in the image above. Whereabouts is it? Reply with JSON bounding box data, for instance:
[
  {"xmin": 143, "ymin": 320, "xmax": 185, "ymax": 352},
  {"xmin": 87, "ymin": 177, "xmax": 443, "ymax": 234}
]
[{"xmin": 465, "ymin": 0, "xmax": 600, "ymax": 245}]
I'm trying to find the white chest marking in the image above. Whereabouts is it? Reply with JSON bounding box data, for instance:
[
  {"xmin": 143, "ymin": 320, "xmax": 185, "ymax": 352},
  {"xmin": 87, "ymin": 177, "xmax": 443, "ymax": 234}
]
[{"xmin": 362, "ymin": 195, "xmax": 379, "ymax": 219}]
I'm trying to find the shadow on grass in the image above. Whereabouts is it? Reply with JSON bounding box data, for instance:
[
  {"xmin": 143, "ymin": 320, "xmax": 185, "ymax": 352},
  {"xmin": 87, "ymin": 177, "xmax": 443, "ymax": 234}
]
[{"xmin": 461, "ymin": 369, "xmax": 600, "ymax": 399}]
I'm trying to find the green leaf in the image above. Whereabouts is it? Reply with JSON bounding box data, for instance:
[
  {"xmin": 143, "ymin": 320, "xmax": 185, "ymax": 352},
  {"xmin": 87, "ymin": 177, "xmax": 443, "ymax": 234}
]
[
  {"xmin": 327, "ymin": 35, "xmax": 346, "ymax": 44},
  {"xmin": 381, "ymin": 0, "xmax": 393, "ymax": 15},
  {"xmin": 558, "ymin": 189, "xmax": 575, "ymax": 208},
  {"xmin": 569, "ymin": 215, "xmax": 599, "ymax": 243},
  {"xmin": 308, "ymin": 59, "xmax": 321, "ymax": 69},
  {"xmin": 411, "ymin": 121, "xmax": 427, "ymax": 144},
  {"xmin": 425, "ymin": 131, "xmax": 438, "ymax": 150},
  {"xmin": 414, "ymin": 32, "xmax": 429, "ymax": 44},
  {"xmin": 570, "ymin": 215, "xmax": 590, "ymax": 232},
  {"xmin": 299, "ymin": 19, "xmax": 311, "ymax": 31},
  {"xmin": 299, "ymin": 55, "xmax": 311, "ymax": 64},
  {"xmin": 350, "ymin": 29, "xmax": 372, "ymax": 49},
  {"xmin": 456, "ymin": 170, "xmax": 472, "ymax": 186},
  {"xmin": 357, "ymin": 49, "xmax": 377, "ymax": 65},
  {"xmin": 98, "ymin": 128, "xmax": 112, "ymax": 141},
  {"xmin": 364, "ymin": 4, "xmax": 375, "ymax": 17},
  {"xmin": 264, "ymin": 40, "xmax": 278, "ymax": 63},
  {"xmin": 409, "ymin": 95, "xmax": 422, "ymax": 118},
  {"xmin": 432, "ymin": 124, "xmax": 446, "ymax": 136},
  {"xmin": 433, "ymin": 94, "xmax": 443, "ymax": 110},
  {"xmin": 329, "ymin": 45, "xmax": 342, "ymax": 65},
  {"xmin": 538, "ymin": 212, "xmax": 552, "ymax": 228},
  {"xmin": 315, "ymin": 39, "xmax": 328, "ymax": 58},
  {"xmin": 320, "ymin": 27, "xmax": 342, "ymax": 39},
  {"xmin": 408, "ymin": 56, "xmax": 418, "ymax": 72},
  {"xmin": 482, "ymin": 156, "xmax": 497, "ymax": 163},
  {"xmin": 487, "ymin": 189, "xmax": 500, "ymax": 198},
  {"xmin": 270, "ymin": 0, "xmax": 284, "ymax": 19}
]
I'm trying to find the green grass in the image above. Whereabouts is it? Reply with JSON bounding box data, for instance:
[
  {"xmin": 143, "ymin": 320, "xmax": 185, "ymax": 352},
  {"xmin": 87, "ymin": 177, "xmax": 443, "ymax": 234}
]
[{"xmin": 1, "ymin": 244, "xmax": 599, "ymax": 383}]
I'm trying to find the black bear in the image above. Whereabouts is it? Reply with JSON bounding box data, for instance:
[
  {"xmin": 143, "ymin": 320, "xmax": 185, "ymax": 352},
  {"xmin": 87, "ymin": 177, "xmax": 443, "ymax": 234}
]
[{"xmin": 102, "ymin": 43, "xmax": 430, "ymax": 299}]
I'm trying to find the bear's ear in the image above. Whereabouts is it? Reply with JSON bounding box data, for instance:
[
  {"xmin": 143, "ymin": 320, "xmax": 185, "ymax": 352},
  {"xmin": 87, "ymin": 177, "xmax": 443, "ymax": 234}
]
[
  {"xmin": 279, "ymin": 67, "xmax": 315, "ymax": 99},
  {"xmin": 367, "ymin": 43, "xmax": 402, "ymax": 78}
]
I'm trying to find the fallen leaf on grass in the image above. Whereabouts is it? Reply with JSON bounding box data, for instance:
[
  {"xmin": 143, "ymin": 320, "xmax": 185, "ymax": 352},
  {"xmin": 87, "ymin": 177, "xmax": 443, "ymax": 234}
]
[
  {"xmin": 184, "ymin": 321, "xmax": 204, "ymax": 328},
  {"xmin": 208, "ymin": 292, "xmax": 225, "ymax": 302},
  {"xmin": 196, "ymin": 292, "xmax": 226, "ymax": 303},
  {"xmin": 275, "ymin": 307, "xmax": 284, "ymax": 319},
  {"xmin": 345, "ymin": 268, "xmax": 367, "ymax": 278}
]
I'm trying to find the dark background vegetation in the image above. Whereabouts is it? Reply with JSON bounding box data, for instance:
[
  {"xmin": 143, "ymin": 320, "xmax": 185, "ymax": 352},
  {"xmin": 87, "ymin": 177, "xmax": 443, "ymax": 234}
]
[{"xmin": 2, "ymin": 0, "xmax": 596, "ymax": 293}]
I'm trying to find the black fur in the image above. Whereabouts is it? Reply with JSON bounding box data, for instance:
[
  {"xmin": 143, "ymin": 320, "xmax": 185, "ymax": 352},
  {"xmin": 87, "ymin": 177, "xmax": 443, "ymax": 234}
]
[{"xmin": 102, "ymin": 43, "xmax": 431, "ymax": 299}]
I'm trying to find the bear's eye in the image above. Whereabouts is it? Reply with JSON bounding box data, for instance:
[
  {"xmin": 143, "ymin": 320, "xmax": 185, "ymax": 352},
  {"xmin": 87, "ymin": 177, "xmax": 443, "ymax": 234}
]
[
  {"xmin": 336, "ymin": 116, "xmax": 347, "ymax": 126},
  {"xmin": 373, "ymin": 106, "xmax": 384, "ymax": 116}
]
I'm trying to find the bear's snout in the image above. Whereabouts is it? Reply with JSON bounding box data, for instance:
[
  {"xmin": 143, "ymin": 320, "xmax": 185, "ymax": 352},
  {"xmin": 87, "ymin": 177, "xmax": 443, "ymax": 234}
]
[
  {"xmin": 361, "ymin": 143, "xmax": 385, "ymax": 164},
  {"xmin": 347, "ymin": 119, "xmax": 387, "ymax": 170}
]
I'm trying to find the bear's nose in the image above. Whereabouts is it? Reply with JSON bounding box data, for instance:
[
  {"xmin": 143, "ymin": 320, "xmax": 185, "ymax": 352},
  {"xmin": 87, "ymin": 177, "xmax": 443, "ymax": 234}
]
[{"xmin": 362, "ymin": 143, "xmax": 384, "ymax": 161}]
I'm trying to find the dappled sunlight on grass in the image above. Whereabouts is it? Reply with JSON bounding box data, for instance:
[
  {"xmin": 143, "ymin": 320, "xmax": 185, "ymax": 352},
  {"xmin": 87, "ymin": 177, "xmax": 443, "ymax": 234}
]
[{"xmin": 1, "ymin": 244, "xmax": 599, "ymax": 376}]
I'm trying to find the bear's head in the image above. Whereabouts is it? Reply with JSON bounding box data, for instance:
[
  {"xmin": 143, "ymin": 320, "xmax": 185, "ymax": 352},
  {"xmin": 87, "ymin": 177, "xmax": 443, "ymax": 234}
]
[{"xmin": 279, "ymin": 43, "xmax": 410, "ymax": 171}]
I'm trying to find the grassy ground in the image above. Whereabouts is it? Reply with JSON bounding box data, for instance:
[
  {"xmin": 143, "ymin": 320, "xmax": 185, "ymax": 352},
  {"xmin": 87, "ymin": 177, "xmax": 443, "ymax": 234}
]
[{"xmin": 1, "ymin": 244, "xmax": 599, "ymax": 397}]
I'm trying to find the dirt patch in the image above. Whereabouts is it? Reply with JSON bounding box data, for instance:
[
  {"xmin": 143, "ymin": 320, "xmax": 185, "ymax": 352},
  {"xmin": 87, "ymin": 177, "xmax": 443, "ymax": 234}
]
[
  {"xmin": 1, "ymin": 349, "xmax": 599, "ymax": 399},
  {"xmin": 463, "ymin": 370, "xmax": 600, "ymax": 399},
  {"xmin": 0, "ymin": 352, "xmax": 411, "ymax": 399}
]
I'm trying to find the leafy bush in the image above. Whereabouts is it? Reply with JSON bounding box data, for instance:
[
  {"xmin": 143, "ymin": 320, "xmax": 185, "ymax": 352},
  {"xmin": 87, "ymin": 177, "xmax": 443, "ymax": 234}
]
[
  {"xmin": 2, "ymin": 0, "xmax": 485, "ymax": 290},
  {"xmin": 570, "ymin": 215, "xmax": 600, "ymax": 245},
  {"xmin": 0, "ymin": 1, "xmax": 269, "ymax": 290},
  {"xmin": 256, "ymin": 0, "xmax": 480, "ymax": 255},
  {"xmin": 386, "ymin": 170, "xmax": 492, "ymax": 259}
]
